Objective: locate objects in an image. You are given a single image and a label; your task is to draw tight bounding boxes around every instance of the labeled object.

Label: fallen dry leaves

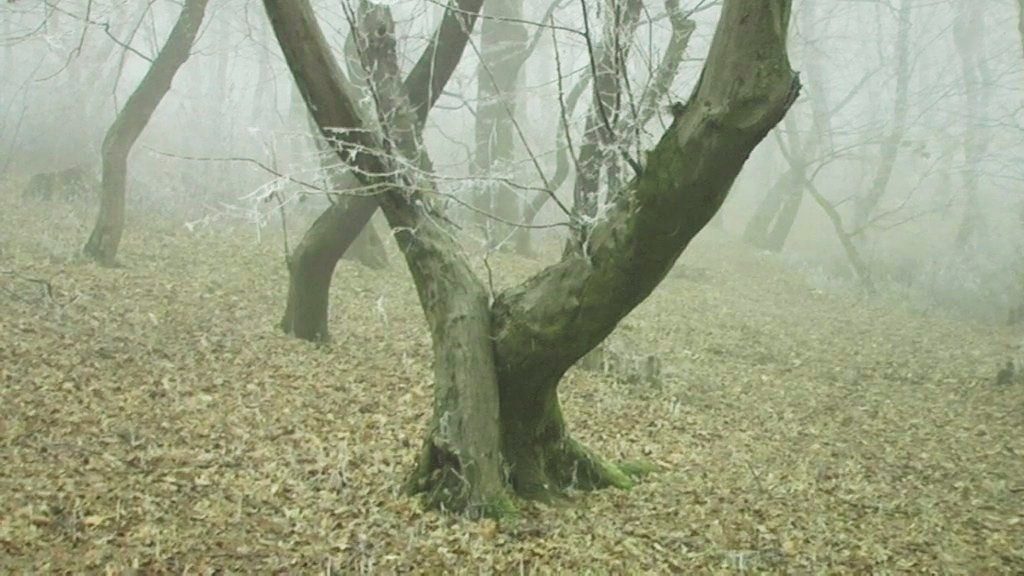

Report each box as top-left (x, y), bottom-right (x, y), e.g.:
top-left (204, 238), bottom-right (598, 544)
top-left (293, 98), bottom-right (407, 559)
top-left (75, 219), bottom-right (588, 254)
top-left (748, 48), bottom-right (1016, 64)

top-left (1, 190), bottom-right (1022, 573)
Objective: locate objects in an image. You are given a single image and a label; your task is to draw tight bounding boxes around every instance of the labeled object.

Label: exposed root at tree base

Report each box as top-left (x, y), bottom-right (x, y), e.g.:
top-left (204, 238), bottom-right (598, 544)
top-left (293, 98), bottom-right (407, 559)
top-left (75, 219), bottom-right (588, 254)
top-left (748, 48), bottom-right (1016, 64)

top-left (404, 439), bottom-right (516, 519)
top-left (520, 437), bottom-right (635, 494)
top-left (406, 436), bottom-right (638, 518)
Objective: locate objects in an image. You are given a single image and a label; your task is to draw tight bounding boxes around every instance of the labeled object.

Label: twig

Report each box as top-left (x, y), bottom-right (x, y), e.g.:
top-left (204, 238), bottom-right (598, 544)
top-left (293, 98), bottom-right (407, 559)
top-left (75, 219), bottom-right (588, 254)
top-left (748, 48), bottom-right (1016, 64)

top-left (0, 269), bottom-right (53, 300)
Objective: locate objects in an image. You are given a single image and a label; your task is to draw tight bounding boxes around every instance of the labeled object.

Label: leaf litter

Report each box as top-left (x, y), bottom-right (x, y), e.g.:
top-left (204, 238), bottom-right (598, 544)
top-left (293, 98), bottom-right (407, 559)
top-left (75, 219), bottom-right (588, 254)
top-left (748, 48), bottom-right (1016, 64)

top-left (0, 192), bottom-right (1022, 573)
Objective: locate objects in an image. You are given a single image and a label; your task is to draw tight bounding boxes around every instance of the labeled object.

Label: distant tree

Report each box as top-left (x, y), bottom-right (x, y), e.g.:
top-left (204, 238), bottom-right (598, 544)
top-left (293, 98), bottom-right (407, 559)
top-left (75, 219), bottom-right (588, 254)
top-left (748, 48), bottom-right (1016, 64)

top-left (519, 0), bottom-right (695, 233)
top-left (851, 0), bottom-right (912, 235)
top-left (743, 0), bottom-right (830, 253)
top-left (84, 0), bottom-right (210, 265)
top-left (951, 0), bottom-right (992, 247)
top-left (1018, 0), bottom-right (1024, 61)
top-left (470, 0), bottom-right (529, 253)
top-left (265, 0), bottom-right (798, 515)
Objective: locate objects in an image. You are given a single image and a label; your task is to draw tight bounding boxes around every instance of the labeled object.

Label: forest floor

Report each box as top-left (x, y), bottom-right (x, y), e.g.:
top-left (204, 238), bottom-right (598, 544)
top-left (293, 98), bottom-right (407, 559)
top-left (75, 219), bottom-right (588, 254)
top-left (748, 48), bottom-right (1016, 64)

top-left (1, 190), bottom-right (1023, 574)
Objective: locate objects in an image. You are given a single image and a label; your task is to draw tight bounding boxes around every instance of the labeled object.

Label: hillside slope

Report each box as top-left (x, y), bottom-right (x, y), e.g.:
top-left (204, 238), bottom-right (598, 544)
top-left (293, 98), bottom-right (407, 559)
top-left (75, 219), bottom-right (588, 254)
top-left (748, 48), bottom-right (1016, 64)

top-left (1, 194), bottom-right (1022, 573)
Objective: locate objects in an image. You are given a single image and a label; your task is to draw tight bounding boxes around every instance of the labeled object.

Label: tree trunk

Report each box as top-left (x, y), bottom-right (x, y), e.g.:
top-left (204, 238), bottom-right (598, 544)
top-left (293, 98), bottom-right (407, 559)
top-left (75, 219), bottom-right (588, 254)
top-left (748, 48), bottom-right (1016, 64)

top-left (519, 0), bottom-right (694, 230)
top-left (471, 0), bottom-right (528, 251)
top-left (277, 0), bottom-right (484, 342)
top-left (491, 1), bottom-right (798, 504)
top-left (303, 106), bottom-right (391, 271)
top-left (83, 0), bottom-right (209, 265)
top-left (1018, 0), bottom-right (1024, 62)
top-left (267, 0), bottom-right (798, 514)
top-left (743, 168), bottom-right (791, 248)
top-left (571, 0), bottom-right (644, 219)
top-left (764, 171), bottom-right (805, 252)
top-left (352, 1), bottom-right (512, 513)
top-left (851, 0), bottom-right (912, 234)
top-left (743, 0), bottom-right (830, 253)
top-left (280, 196), bottom-right (379, 341)
top-left (953, 0), bottom-right (990, 248)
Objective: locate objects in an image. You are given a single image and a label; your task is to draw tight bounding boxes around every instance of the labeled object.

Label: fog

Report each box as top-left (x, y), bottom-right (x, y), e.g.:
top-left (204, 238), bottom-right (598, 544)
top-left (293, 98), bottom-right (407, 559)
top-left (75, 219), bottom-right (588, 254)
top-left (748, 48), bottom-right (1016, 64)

top-left (1, 0), bottom-right (1023, 571)
top-left (4, 1), bottom-right (1023, 319)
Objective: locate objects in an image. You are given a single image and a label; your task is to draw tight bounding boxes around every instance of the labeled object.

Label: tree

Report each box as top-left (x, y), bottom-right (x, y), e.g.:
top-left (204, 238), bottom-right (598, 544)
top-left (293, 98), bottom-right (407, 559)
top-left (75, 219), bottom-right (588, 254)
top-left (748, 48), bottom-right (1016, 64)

top-left (264, 0), bottom-right (798, 515)
top-left (850, 0), bottom-right (912, 235)
top-left (471, 0), bottom-right (530, 253)
top-left (571, 0), bottom-right (644, 219)
top-left (83, 0), bottom-right (210, 265)
top-left (278, 0), bottom-right (485, 342)
top-left (1018, 0), bottom-right (1024, 61)
top-left (519, 0), bottom-right (695, 232)
top-left (951, 0), bottom-right (991, 247)
top-left (743, 0), bottom-right (829, 253)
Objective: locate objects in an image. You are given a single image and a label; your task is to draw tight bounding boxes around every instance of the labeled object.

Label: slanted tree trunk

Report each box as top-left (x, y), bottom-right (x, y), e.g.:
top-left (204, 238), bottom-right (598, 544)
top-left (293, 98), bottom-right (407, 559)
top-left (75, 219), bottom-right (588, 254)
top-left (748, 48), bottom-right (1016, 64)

top-left (267, 0), bottom-right (797, 514)
top-left (83, 0), bottom-right (209, 265)
top-left (302, 110), bottom-right (390, 271)
top-left (279, 197), bottom-right (380, 341)
top-left (277, 0), bottom-right (484, 341)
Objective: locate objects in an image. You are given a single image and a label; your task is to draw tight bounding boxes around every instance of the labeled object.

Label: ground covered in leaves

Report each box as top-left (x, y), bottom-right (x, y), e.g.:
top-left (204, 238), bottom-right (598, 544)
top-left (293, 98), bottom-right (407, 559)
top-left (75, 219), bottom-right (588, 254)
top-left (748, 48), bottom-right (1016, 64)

top-left (1, 190), bottom-right (1022, 574)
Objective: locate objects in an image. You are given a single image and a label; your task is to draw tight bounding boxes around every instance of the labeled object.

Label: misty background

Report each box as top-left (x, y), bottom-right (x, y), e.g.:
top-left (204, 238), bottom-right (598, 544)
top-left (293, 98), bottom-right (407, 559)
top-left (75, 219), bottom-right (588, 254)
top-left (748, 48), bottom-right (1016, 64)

top-left (2, 0), bottom-right (1023, 320)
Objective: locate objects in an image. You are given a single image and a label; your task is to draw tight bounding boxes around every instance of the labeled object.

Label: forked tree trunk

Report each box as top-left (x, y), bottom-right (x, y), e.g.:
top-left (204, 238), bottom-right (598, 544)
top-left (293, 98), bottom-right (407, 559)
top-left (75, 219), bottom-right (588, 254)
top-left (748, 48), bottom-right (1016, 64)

top-left (278, 0), bottom-right (484, 342)
top-left (83, 0), bottom-right (209, 265)
top-left (266, 0), bottom-right (798, 514)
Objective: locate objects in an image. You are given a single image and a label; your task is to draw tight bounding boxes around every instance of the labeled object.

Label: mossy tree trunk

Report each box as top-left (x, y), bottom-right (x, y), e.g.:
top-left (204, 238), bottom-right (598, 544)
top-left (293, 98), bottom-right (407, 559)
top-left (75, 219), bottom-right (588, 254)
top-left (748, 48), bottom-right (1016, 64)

top-left (266, 0), bottom-right (798, 514)
top-left (83, 0), bottom-right (209, 266)
top-left (277, 0), bottom-right (484, 342)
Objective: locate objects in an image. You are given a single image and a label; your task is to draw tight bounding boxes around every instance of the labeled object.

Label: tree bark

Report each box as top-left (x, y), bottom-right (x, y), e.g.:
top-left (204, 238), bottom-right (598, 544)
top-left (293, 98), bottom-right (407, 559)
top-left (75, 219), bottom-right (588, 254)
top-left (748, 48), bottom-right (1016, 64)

top-left (83, 0), bottom-right (210, 265)
top-left (490, 0), bottom-right (798, 495)
top-left (268, 0), bottom-right (798, 514)
top-left (277, 0), bottom-right (484, 341)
